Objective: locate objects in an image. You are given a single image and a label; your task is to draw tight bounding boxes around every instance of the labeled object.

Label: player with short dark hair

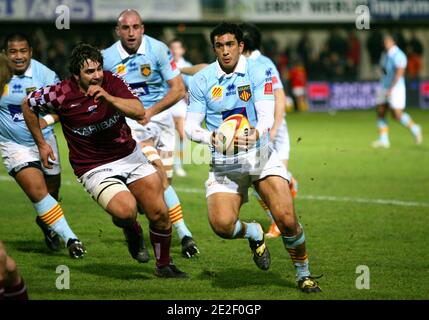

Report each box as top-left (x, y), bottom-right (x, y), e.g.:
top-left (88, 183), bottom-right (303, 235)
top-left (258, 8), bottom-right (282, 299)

top-left (1, 35), bottom-right (85, 258)
top-left (22, 43), bottom-right (187, 278)
top-left (186, 22), bottom-right (321, 293)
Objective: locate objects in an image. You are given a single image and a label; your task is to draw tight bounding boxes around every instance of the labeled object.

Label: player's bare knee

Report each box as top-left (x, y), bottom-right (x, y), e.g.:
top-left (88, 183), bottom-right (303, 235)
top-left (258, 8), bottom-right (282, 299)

top-left (111, 202), bottom-right (137, 221)
top-left (210, 220), bottom-right (235, 239)
top-left (277, 213), bottom-right (298, 233)
top-left (148, 207), bottom-right (170, 229)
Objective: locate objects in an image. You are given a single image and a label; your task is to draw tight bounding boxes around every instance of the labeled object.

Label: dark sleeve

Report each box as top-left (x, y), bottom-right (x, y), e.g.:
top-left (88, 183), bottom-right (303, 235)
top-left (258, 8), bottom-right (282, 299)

top-left (106, 71), bottom-right (140, 100)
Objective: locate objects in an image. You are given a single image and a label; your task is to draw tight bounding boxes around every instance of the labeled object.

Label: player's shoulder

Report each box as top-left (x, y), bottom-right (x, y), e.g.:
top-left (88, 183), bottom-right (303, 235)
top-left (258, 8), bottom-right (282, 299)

top-left (397, 47), bottom-right (407, 60)
top-left (145, 35), bottom-right (169, 52)
top-left (102, 70), bottom-right (117, 82)
top-left (247, 58), bottom-right (269, 78)
top-left (247, 57), bottom-right (265, 69)
top-left (102, 41), bottom-right (118, 56)
top-left (102, 41), bottom-right (121, 68)
top-left (30, 59), bottom-right (56, 76)
top-left (258, 54), bottom-right (277, 69)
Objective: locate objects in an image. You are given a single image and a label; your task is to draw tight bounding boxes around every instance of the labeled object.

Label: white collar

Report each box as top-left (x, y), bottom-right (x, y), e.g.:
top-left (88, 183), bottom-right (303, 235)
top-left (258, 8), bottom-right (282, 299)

top-left (117, 36), bottom-right (146, 60)
top-left (22, 61), bottom-right (32, 77)
top-left (216, 55), bottom-right (247, 79)
top-left (248, 50), bottom-right (261, 60)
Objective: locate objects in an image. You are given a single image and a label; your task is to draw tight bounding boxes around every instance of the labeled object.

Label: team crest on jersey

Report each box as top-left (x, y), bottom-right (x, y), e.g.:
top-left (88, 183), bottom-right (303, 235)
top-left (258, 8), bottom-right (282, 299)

top-left (140, 64), bottom-right (152, 77)
top-left (237, 85), bottom-right (251, 102)
top-left (116, 64), bottom-right (126, 76)
top-left (211, 85), bottom-right (223, 101)
top-left (25, 87), bottom-right (36, 95)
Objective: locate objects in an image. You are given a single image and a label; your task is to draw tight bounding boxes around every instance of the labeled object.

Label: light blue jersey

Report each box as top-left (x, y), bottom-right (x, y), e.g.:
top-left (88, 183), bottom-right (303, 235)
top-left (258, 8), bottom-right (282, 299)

top-left (103, 35), bottom-right (181, 110)
top-left (188, 55), bottom-right (274, 132)
top-left (380, 45), bottom-right (407, 89)
top-left (0, 59), bottom-right (59, 146)
top-left (248, 50), bottom-right (283, 91)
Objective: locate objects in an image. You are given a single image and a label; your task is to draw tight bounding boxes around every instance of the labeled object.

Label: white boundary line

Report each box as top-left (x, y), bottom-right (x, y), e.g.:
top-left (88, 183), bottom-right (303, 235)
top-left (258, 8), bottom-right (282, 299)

top-left (0, 175), bottom-right (427, 208)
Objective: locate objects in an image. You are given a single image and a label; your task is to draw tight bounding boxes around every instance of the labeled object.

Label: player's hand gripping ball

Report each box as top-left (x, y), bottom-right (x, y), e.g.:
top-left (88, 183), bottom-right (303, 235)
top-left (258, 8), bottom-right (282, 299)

top-left (214, 114), bottom-right (251, 155)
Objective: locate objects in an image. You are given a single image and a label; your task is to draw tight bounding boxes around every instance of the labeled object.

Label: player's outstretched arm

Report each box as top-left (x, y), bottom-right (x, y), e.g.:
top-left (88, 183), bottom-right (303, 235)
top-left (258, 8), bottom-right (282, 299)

top-left (22, 98), bottom-right (55, 169)
top-left (180, 64), bottom-right (208, 76)
top-left (143, 75), bottom-right (186, 124)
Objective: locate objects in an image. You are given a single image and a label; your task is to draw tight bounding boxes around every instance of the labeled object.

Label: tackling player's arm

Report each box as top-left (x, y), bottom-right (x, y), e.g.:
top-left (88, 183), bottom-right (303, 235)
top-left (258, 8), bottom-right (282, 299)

top-left (141, 75), bottom-right (185, 124)
top-left (87, 84), bottom-right (145, 122)
top-left (21, 98), bottom-right (56, 169)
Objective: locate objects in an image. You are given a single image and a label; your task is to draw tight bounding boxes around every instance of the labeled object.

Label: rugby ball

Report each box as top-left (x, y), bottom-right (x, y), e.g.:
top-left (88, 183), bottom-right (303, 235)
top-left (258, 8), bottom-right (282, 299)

top-left (215, 114), bottom-right (250, 155)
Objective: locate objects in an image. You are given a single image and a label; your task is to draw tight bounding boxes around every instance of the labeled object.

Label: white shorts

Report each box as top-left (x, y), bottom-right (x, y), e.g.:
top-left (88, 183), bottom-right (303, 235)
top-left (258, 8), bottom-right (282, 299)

top-left (0, 133), bottom-right (61, 176)
top-left (170, 99), bottom-right (187, 119)
top-left (131, 119), bottom-right (175, 153)
top-left (272, 120), bottom-right (290, 161)
top-left (78, 146), bottom-right (157, 198)
top-left (376, 85), bottom-right (406, 110)
top-left (292, 87), bottom-right (305, 97)
top-left (205, 149), bottom-right (289, 203)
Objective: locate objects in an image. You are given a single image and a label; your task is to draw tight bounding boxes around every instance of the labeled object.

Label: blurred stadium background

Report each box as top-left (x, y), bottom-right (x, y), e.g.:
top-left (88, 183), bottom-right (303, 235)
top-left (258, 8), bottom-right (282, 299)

top-left (0, 0), bottom-right (428, 300)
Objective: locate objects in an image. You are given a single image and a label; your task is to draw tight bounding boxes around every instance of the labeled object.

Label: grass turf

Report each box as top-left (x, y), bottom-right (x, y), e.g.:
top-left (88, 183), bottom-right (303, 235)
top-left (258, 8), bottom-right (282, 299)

top-left (0, 109), bottom-right (428, 300)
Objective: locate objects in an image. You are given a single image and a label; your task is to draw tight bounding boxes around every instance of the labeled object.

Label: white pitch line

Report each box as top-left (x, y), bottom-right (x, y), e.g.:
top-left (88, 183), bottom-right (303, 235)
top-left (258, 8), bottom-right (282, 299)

top-left (0, 175), bottom-right (428, 208)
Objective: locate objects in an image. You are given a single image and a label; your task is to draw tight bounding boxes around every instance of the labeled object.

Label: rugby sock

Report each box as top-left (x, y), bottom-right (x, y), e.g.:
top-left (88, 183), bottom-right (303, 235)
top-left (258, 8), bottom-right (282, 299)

top-left (34, 194), bottom-right (77, 245)
top-left (399, 113), bottom-right (420, 136)
top-left (149, 225), bottom-right (172, 268)
top-left (253, 190), bottom-right (274, 222)
top-left (282, 224), bottom-right (311, 281)
top-left (231, 220), bottom-right (263, 241)
top-left (377, 119), bottom-right (389, 144)
top-left (3, 278), bottom-right (28, 300)
top-left (174, 139), bottom-right (185, 170)
top-left (164, 186), bottom-right (192, 239)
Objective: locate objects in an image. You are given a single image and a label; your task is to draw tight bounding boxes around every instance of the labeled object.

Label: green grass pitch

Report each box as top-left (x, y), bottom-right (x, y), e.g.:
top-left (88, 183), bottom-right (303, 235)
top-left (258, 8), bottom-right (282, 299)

top-left (0, 109), bottom-right (428, 300)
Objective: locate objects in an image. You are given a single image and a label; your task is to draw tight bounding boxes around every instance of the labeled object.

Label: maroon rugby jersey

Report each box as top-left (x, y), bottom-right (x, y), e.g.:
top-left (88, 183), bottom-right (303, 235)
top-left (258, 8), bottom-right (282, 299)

top-left (28, 71), bottom-right (138, 177)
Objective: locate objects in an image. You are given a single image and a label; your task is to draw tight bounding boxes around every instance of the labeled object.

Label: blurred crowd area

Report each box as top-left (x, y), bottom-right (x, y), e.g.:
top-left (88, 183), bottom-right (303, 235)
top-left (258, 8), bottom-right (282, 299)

top-left (260, 27), bottom-right (425, 85)
top-left (0, 23), bottom-right (425, 85)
